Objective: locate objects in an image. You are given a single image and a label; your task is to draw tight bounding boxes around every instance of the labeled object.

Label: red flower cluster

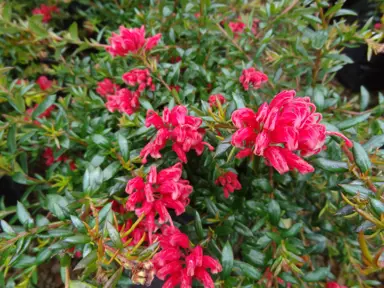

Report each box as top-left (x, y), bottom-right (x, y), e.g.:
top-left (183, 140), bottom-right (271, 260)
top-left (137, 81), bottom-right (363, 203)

top-left (122, 69), bottom-right (155, 92)
top-left (239, 68), bottom-right (268, 90)
top-left (140, 106), bottom-right (214, 163)
top-left (229, 21), bottom-right (246, 34)
top-left (208, 94), bottom-right (226, 107)
top-left (106, 26), bottom-right (161, 57)
top-left (153, 225), bottom-right (222, 288)
top-left (105, 88), bottom-right (140, 115)
top-left (326, 282), bottom-right (348, 288)
top-left (32, 4), bottom-right (59, 23)
top-left (96, 79), bottom-right (120, 97)
top-left (231, 90), bottom-right (352, 174)
top-left (119, 219), bottom-right (149, 246)
top-left (36, 76), bottom-right (53, 91)
top-left (125, 163), bottom-right (193, 242)
top-left (43, 148), bottom-right (76, 170)
top-left (215, 171), bottom-right (242, 198)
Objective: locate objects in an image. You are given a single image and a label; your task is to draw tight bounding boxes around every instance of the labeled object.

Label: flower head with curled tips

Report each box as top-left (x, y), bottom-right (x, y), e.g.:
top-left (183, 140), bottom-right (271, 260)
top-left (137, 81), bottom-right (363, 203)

top-left (96, 79), bottom-right (120, 97)
top-left (36, 76), bottom-right (53, 91)
top-left (122, 69), bottom-right (155, 92)
top-left (105, 88), bottom-right (140, 115)
top-left (215, 171), bottom-right (242, 198)
top-left (231, 90), bottom-right (353, 174)
top-left (106, 25), bottom-right (161, 57)
top-left (153, 225), bottom-right (222, 288)
top-left (125, 163), bottom-right (193, 243)
top-left (32, 4), bottom-right (59, 23)
top-left (229, 21), bottom-right (246, 34)
top-left (140, 105), bottom-right (214, 163)
top-left (239, 68), bottom-right (268, 90)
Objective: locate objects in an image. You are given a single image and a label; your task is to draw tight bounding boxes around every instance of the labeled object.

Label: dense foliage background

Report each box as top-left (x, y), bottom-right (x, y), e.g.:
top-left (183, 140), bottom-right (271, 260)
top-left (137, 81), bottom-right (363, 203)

top-left (0, 0), bottom-right (383, 287)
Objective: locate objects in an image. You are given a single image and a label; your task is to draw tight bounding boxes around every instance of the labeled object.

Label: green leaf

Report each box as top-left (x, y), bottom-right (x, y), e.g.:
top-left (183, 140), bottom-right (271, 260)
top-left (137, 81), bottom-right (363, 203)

top-left (243, 249), bottom-right (265, 266)
top-left (205, 198), bottom-right (219, 216)
top-left (311, 30), bottom-right (328, 50)
top-left (92, 134), bottom-right (109, 146)
top-left (352, 141), bottom-right (371, 173)
top-left (46, 194), bottom-right (69, 219)
top-left (339, 184), bottom-right (375, 199)
top-left (252, 178), bottom-right (272, 193)
top-left (282, 223), bottom-right (303, 238)
top-left (313, 158), bottom-right (348, 173)
top-left (70, 215), bottom-right (86, 232)
top-left (69, 22), bottom-right (79, 40)
top-left (69, 281), bottom-right (97, 288)
top-left (138, 242), bottom-right (159, 261)
top-left (360, 86), bottom-right (370, 111)
top-left (370, 199), bottom-right (384, 216)
top-left (221, 241), bottom-right (233, 279)
top-left (194, 211), bottom-right (204, 239)
top-left (0, 220), bottom-right (16, 236)
top-left (335, 9), bottom-right (357, 17)
top-left (36, 249), bottom-right (52, 264)
top-left (232, 92), bottom-right (245, 109)
top-left (336, 113), bottom-right (371, 130)
top-left (106, 222), bottom-right (123, 249)
top-left (8, 93), bottom-right (25, 113)
top-left (103, 161), bottom-right (121, 181)
top-left (7, 124), bottom-right (16, 153)
top-left (303, 267), bottom-right (330, 282)
top-left (233, 260), bottom-right (261, 280)
top-left (17, 201), bottom-right (34, 228)
top-left (214, 136), bottom-right (232, 157)
top-left (117, 134), bottom-right (130, 161)
top-left (363, 135), bottom-right (384, 153)
top-left (29, 15), bottom-right (48, 38)
top-left (32, 95), bottom-right (56, 118)
top-left (74, 251), bottom-right (97, 270)
top-left (64, 235), bottom-right (91, 244)
top-left (268, 200), bottom-right (280, 226)
top-left (234, 222), bottom-right (253, 237)
top-left (104, 267), bottom-right (123, 288)
top-left (163, 6), bottom-right (173, 17)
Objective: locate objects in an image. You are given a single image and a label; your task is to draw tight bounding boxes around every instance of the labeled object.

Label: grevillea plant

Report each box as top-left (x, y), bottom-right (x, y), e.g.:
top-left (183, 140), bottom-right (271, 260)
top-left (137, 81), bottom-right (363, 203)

top-left (0, 1), bottom-right (383, 287)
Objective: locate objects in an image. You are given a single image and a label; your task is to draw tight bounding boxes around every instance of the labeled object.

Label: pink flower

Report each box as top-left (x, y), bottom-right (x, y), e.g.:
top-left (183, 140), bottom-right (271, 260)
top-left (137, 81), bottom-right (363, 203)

top-left (208, 94), bottom-right (226, 107)
top-left (106, 25), bottom-right (161, 57)
top-left (32, 4), bottom-right (59, 23)
top-left (239, 68), bottom-right (268, 90)
top-left (96, 79), bottom-right (120, 97)
top-left (122, 69), bottom-right (155, 92)
top-left (229, 21), bottom-right (246, 34)
top-left (326, 282), bottom-right (348, 288)
top-left (105, 88), bottom-right (140, 115)
top-left (125, 163), bottom-right (193, 242)
top-left (231, 90), bottom-right (353, 174)
top-left (140, 106), bottom-right (214, 163)
top-left (215, 171), bottom-right (242, 198)
top-left (36, 76), bottom-right (53, 91)
top-left (111, 200), bottom-right (125, 214)
top-left (374, 23), bottom-right (382, 30)
top-left (153, 225), bottom-right (222, 288)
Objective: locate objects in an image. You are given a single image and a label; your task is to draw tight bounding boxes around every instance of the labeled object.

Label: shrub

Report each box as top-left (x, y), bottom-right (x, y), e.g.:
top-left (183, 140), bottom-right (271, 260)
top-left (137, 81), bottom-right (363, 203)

top-left (0, 1), bottom-right (383, 287)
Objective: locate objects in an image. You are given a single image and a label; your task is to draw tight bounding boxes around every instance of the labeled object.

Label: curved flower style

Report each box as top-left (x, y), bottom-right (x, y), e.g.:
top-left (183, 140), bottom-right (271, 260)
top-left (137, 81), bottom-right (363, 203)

top-left (105, 88), bottom-right (140, 115)
top-left (122, 69), bottom-right (155, 92)
top-left (125, 163), bottom-right (193, 242)
top-left (140, 105), bottom-right (214, 163)
top-left (215, 171), bottom-right (242, 198)
top-left (32, 4), bottom-right (59, 23)
top-left (231, 90), bottom-right (353, 174)
top-left (239, 68), bottom-right (268, 90)
top-left (208, 94), bottom-right (226, 107)
top-left (96, 79), bottom-right (120, 97)
top-left (36, 76), bottom-right (53, 91)
top-left (106, 25), bottom-right (161, 57)
top-left (153, 225), bottom-right (222, 288)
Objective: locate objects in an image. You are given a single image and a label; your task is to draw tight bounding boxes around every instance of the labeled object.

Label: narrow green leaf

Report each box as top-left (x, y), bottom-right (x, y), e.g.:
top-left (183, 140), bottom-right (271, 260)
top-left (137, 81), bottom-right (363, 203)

top-left (268, 200), bottom-right (280, 226)
top-left (70, 215), bottom-right (86, 232)
top-left (103, 161), bottom-right (121, 181)
top-left (69, 22), bottom-right (79, 40)
top-left (194, 211), bottom-right (204, 239)
top-left (363, 135), bottom-right (384, 153)
top-left (106, 222), bottom-right (123, 249)
top-left (313, 158), bottom-right (348, 173)
top-left (117, 134), bottom-right (130, 161)
top-left (360, 86), bottom-right (370, 111)
top-left (339, 184), bottom-right (375, 199)
top-left (0, 220), bottom-right (16, 236)
top-left (92, 134), bottom-right (109, 146)
top-left (64, 235), bottom-right (91, 244)
top-left (36, 249), bottom-right (52, 264)
top-left (370, 199), bottom-right (384, 216)
top-left (282, 223), bottom-right (303, 238)
top-left (69, 281), bottom-right (97, 288)
top-left (234, 222), bottom-right (253, 237)
top-left (233, 260), bottom-right (261, 280)
top-left (221, 241), bottom-right (233, 278)
top-left (7, 124), bottom-right (16, 153)
top-left (104, 267), bottom-right (123, 288)
top-left (17, 201), bottom-right (34, 228)
top-left (74, 251), bottom-right (97, 270)
top-left (336, 113), bottom-right (371, 130)
top-left (352, 141), bottom-right (371, 173)
top-left (303, 267), bottom-right (330, 282)
top-left (32, 94), bottom-right (56, 118)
